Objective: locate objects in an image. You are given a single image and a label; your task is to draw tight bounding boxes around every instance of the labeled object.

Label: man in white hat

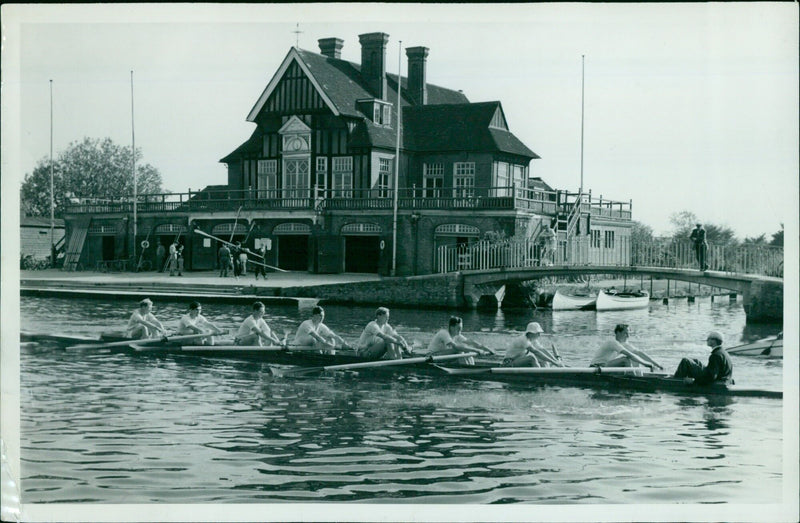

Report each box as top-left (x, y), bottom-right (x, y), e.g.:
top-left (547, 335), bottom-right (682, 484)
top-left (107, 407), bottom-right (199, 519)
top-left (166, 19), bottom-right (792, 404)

top-left (126, 298), bottom-right (166, 339)
top-left (503, 322), bottom-right (564, 367)
top-left (673, 331), bottom-right (733, 384)
top-left (590, 324), bottom-right (664, 371)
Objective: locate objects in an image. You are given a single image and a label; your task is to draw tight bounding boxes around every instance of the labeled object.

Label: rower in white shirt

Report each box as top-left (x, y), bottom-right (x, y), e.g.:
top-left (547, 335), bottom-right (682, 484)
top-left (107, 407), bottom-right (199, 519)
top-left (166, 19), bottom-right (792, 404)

top-left (356, 307), bottom-right (412, 360)
top-left (177, 301), bottom-right (224, 345)
top-left (427, 316), bottom-right (495, 365)
top-left (590, 324), bottom-right (664, 371)
top-left (235, 301), bottom-right (284, 346)
top-left (293, 306), bottom-right (351, 354)
top-left (503, 322), bottom-right (564, 367)
top-left (126, 298), bottom-right (166, 339)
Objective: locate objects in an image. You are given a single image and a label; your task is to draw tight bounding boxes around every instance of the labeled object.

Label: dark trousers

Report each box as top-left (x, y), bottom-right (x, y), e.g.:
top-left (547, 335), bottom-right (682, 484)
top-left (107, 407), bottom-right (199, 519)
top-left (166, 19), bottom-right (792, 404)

top-left (694, 243), bottom-right (707, 270)
top-left (674, 358), bottom-right (704, 379)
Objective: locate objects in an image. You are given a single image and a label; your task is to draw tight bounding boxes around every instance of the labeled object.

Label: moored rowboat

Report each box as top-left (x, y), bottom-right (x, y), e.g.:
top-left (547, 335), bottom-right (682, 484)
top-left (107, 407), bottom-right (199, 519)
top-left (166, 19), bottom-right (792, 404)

top-left (551, 289), bottom-right (597, 311)
top-left (595, 289), bottom-right (649, 311)
top-left (727, 333), bottom-right (782, 358)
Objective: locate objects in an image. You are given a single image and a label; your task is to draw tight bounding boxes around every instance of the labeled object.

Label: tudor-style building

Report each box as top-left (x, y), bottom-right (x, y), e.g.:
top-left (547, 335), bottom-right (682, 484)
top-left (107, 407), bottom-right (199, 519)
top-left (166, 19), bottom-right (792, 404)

top-left (61, 32), bottom-right (633, 275)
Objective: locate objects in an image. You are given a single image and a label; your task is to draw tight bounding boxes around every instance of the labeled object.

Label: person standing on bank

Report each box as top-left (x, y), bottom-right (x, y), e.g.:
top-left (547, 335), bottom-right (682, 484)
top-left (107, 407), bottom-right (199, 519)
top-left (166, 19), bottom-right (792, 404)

top-left (232, 241), bottom-right (242, 280)
top-left (235, 301), bottom-right (284, 346)
top-left (156, 243), bottom-right (166, 273)
top-left (689, 223), bottom-right (708, 271)
top-left (427, 316), bottom-right (496, 365)
top-left (590, 324), bottom-right (664, 371)
top-left (176, 243), bottom-right (184, 276)
top-left (253, 244), bottom-right (268, 281)
top-left (503, 322), bottom-right (564, 367)
top-left (126, 298), bottom-right (166, 339)
top-left (673, 331), bottom-right (734, 385)
top-left (167, 240), bottom-right (179, 276)
top-left (356, 307), bottom-right (412, 360)
top-left (177, 301), bottom-right (224, 345)
top-left (218, 243), bottom-right (232, 278)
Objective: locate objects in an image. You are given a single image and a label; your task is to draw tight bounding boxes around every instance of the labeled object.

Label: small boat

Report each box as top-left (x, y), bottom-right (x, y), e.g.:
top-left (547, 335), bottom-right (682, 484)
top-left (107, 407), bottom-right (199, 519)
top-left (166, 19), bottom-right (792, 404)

top-left (552, 289), bottom-right (597, 311)
top-left (728, 333), bottom-right (782, 358)
top-left (595, 289), bottom-right (649, 311)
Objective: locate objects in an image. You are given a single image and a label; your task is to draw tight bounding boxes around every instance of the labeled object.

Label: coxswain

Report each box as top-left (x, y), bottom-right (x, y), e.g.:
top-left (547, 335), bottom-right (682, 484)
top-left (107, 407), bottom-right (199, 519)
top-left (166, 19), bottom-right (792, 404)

top-left (673, 331), bottom-right (734, 385)
top-left (126, 298), bottom-right (166, 339)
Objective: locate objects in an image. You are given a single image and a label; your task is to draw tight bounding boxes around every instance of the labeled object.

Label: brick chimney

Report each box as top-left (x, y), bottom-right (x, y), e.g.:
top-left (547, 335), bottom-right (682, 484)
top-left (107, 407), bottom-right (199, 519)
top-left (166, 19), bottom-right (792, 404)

top-left (318, 37), bottom-right (343, 59)
top-left (406, 46), bottom-right (429, 105)
top-left (358, 32), bottom-right (389, 100)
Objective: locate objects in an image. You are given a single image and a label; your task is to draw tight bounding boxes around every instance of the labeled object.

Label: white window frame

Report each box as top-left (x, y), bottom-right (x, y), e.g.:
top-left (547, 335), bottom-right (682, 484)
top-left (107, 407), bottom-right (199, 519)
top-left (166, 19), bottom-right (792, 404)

top-left (454, 162), bottom-right (475, 198)
top-left (494, 161), bottom-right (510, 197)
top-left (315, 157), bottom-right (328, 198)
top-left (377, 157), bottom-right (392, 198)
top-left (283, 157), bottom-right (310, 200)
top-left (332, 156), bottom-right (353, 198)
top-left (423, 163), bottom-right (444, 198)
top-left (257, 160), bottom-right (278, 198)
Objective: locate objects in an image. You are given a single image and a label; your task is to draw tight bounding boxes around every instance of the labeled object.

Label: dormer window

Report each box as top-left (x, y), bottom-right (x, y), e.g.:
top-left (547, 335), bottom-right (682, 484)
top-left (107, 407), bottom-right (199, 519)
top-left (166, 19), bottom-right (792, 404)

top-left (357, 98), bottom-right (393, 127)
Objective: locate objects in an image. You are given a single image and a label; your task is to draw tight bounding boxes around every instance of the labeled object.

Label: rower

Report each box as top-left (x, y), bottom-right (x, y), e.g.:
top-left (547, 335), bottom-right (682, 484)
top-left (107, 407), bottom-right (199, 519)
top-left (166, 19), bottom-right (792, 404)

top-left (356, 307), bottom-right (412, 360)
top-left (293, 305), bottom-right (351, 354)
top-left (427, 316), bottom-right (495, 365)
top-left (673, 331), bottom-right (734, 385)
top-left (177, 301), bottom-right (224, 345)
top-left (235, 301), bottom-right (283, 346)
top-left (126, 298), bottom-right (166, 339)
top-left (504, 322), bottom-right (564, 367)
top-left (590, 324), bottom-right (664, 371)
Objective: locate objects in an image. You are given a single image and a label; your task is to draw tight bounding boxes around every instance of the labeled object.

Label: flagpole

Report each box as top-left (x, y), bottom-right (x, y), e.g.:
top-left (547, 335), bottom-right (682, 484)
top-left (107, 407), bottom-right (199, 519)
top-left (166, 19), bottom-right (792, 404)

top-left (580, 54), bottom-right (585, 195)
top-left (391, 41), bottom-right (402, 276)
top-left (131, 70), bottom-right (137, 265)
top-left (50, 79), bottom-right (55, 267)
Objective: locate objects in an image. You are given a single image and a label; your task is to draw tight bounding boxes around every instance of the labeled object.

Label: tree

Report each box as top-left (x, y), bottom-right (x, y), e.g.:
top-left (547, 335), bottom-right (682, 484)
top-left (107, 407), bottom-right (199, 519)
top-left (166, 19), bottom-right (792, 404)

top-left (770, 224), bottom-right (784, 247)
top-left (20, 137), bottom-right (164, 218)
top-left (743, 234), bottom-right (767, 245)
top-left (668, 210), bottom-right (737, 245)
top-left (631, 220), bottom-right (654, 244)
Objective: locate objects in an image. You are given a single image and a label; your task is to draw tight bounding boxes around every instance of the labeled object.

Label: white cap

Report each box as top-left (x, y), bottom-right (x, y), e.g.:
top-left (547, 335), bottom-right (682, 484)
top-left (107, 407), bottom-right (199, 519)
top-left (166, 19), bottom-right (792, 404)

top-left (525, 322), bottom-right (544, 335)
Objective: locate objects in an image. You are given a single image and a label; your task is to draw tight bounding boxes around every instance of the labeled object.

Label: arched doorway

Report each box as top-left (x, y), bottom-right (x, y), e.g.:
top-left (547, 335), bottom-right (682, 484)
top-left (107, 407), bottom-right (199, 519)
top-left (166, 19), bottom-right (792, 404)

top-left (341, 222), bottom-right (381, 273)
top-left (273, 222), bottom-right (311, 271)
top-left (434, 223), bottom-right (480, 270)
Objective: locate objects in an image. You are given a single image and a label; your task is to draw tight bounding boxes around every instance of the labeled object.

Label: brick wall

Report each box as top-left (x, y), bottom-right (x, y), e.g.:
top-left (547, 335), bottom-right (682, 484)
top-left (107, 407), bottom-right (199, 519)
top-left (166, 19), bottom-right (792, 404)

top-left (21, 226), bottom-right (64, 259)
top-left (283, 272), bottom-right (465, 308)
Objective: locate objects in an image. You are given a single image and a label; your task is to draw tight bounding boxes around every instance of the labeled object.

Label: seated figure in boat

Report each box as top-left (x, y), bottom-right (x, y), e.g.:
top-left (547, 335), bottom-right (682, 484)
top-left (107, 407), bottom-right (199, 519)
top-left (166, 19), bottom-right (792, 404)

top-left (503, 322), bottom-right (564, 367)
top-left (590, 324), bottom-right (664, 371)
top-left (293, 306), bottom-right (351, 354)
top-left (673, 331), bottom-right (734, 385)
top-left (177, 301), bottom-right (225, 345)
top-left (126, 298), bottom-right (166, 339)
top-left (235, 301), bottom-right (283, 347)
top-left (427, 316), bottom-right (496, 366)
top-left (356, 307), bottom-right (412, 360)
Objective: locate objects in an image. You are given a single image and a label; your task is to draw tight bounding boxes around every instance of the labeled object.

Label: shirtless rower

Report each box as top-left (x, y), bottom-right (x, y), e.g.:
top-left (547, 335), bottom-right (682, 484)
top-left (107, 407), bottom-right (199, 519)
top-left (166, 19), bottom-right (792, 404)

top-left (126, 298), bottom-right (166, 340)
top-left (590, 324), bottom-right (664, 371)
top-left (293, 305), bottom-right (351, 354)
top-left (503, 322), bottom-right (564, 367)
top-left (428, 316), bottom-right (495, 365)
top-left (356, 307), bottom-right (412, 360)
top-left (177, 301), bottom-right (225, 345)
top-left (235, 301), bottom-right (283, 346)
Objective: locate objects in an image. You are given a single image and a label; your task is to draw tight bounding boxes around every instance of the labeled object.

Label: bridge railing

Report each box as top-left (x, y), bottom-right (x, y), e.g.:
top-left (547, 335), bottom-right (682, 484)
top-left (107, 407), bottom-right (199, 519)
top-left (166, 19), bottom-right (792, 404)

top-left (436, 237), bottom-right (783, 278)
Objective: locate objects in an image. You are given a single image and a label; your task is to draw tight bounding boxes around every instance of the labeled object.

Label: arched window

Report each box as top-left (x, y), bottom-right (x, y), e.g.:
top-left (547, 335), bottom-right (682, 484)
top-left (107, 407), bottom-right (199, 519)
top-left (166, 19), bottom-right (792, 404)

top-left (341, 223), bottom-right (382, 235)
top-left (434, 224), bottom-right (480, 237)
top-left (212, 223), bottom-right (248, 235)
top-left (272, 222), bottom-right (311, 235)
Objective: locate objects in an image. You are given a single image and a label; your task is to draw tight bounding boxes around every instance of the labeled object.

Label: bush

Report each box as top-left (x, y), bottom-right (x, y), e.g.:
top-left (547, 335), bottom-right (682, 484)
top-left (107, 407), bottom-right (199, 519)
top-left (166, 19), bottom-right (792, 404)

top-left (20, 254), bottom-right (51, 270)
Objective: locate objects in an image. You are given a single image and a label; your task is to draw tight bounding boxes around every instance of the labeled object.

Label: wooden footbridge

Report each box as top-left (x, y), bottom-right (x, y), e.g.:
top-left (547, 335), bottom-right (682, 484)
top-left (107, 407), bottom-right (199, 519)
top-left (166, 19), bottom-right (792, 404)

top-left (436, 237), bottom-right (784, 323)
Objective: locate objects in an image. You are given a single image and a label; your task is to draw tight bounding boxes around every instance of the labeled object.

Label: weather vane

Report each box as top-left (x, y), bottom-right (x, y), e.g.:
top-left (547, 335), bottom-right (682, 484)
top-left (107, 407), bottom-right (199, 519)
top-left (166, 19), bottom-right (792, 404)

top-left (292, 23), bottom-right (303, 48)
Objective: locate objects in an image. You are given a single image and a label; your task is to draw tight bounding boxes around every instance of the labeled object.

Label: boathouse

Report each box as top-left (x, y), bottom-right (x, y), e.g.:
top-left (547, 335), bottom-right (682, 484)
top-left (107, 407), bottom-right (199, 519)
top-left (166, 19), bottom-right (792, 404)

top-left (61, 32), bottom-right (633, 275)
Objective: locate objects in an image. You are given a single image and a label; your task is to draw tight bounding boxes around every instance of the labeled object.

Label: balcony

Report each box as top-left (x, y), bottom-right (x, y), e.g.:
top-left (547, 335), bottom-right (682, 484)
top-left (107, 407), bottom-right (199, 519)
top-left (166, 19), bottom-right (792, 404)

top-left (61, 186), bottom-right (632, 218)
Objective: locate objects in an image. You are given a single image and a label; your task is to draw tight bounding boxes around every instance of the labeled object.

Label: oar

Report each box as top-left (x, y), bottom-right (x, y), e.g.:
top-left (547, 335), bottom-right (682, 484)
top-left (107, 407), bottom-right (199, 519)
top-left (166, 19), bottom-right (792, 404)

top-left (275, 352), bottom-right (479, 377)
top-left (66, 332), bottom-right (210, 351)
top-left (194, 228), bottom-right (287, 272)
top-left (434, 365), bottom-right (665, 376)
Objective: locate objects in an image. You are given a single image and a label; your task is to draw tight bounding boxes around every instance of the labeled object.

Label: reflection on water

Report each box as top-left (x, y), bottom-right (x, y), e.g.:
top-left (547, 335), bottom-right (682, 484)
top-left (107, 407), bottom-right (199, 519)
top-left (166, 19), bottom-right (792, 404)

top-left (18, 296), bottom-right (783, 504)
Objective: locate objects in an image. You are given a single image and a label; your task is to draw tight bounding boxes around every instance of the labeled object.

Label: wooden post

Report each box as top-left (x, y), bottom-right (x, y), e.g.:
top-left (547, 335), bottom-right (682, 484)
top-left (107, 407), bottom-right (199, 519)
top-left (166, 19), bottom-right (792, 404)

top-left (663, 279), bottom-right (670, 304)
top-left (649, 275), bottom-right (653, 296)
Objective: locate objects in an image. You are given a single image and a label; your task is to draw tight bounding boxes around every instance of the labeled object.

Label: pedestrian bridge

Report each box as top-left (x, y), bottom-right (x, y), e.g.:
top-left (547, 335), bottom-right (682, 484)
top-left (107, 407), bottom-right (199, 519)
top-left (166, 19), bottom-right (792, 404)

top-left (436, 238), bottom-right (783, 323)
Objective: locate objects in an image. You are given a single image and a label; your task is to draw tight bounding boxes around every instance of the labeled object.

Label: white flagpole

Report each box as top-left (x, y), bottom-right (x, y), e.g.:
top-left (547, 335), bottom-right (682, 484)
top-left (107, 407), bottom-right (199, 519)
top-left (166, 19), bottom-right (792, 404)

top-left (580, 55), bottom-right (585, 195)
top-left (131, 70), bottom-right (137, 264)
top-left (391, 41), bottom-right (402, 276)
top-left (50, 79), bottom-right (55, 267)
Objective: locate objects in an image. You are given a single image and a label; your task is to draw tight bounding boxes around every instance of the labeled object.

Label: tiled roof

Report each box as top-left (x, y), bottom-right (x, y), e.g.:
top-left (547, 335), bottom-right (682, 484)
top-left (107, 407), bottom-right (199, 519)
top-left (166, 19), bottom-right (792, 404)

top-left (21, 216), bottom-right (65, 228)
top-left (220, 129), bottom-right (262, 163)
top-left (403, 102), bottom-right (539, 158)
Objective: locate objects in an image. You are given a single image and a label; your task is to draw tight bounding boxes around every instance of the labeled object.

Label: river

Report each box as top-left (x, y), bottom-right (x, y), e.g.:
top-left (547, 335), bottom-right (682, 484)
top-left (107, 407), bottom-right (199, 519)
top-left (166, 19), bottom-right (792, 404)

top-left (18, 295), bottom-right (784, 509)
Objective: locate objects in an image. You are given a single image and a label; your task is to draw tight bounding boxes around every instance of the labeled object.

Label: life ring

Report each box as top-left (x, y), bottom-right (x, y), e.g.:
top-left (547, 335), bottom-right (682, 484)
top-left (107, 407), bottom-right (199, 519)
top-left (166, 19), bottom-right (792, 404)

top-left (141, 240), bottom-right (150, 249)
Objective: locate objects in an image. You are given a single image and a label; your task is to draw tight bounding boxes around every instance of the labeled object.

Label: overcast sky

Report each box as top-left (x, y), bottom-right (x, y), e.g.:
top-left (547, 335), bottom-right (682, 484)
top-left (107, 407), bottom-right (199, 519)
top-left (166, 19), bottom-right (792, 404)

top-left (3, 3), bottom-right (798, 238)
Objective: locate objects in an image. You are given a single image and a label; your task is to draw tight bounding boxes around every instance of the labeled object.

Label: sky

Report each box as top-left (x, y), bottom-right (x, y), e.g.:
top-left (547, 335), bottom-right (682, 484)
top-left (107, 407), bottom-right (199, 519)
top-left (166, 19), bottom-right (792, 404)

top-left (3, 3), bottom-right (798, 239)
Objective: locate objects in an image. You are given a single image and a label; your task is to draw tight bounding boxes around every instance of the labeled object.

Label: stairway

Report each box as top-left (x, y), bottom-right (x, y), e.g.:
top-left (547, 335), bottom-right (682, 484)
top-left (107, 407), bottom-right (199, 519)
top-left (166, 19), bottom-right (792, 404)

top-left (62, 216), bottom-right (91, 271)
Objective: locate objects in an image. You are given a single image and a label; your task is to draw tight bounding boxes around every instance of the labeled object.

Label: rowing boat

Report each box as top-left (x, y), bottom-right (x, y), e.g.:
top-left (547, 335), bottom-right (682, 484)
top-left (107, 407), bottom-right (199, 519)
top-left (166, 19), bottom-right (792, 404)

top-left (595, 289), bottom-right (649, 311)
top-left (434, 365), bottom-right (782, 399)
top-left (728, 333), bottom-right (783, 358)
top-left (551, 289), bottom-right (597, 311)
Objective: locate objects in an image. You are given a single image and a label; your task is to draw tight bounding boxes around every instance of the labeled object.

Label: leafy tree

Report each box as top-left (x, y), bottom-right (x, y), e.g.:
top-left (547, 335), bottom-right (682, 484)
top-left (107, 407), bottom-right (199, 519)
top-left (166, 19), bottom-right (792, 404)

top-left (743, 234), bottom-right (767, 245)
top-left (770, 224), bottom-right (784, 247)
top-left (20, 137), bottom-right (164, 218)
top-left (631, 220), bottom-right (654, 244)
top-left (668, 210), bottom-right (737, 245)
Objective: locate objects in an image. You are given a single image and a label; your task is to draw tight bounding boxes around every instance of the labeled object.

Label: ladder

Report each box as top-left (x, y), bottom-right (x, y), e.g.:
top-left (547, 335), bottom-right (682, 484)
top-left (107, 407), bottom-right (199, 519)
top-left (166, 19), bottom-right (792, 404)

top-left (62, 216), bottom-right (91, 271)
